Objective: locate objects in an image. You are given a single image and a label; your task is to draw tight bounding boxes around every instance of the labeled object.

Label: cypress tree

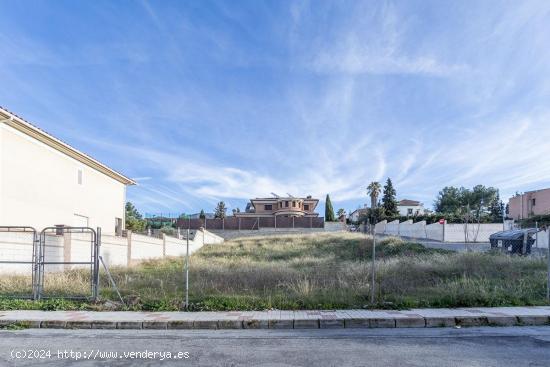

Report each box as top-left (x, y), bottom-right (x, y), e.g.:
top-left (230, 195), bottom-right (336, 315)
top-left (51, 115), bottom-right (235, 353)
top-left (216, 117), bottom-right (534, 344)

top-left (382, 178), bottom-right (398, 217)
top-left (325, 194), bottom-right (335, 222)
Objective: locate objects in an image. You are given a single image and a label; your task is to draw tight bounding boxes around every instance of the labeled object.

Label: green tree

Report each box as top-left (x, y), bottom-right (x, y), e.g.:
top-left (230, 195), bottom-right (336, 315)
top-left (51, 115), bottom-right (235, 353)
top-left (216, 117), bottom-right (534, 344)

top-left (125, 202), bottom-right (147, 231)
top-left (337, 208), bottom-right (345, 218)
top-left (214, 202), bottom-right (227, 219)
top-left (199, 209), bottom-right (206, 220)
top-left (381, 178), bottom-right (398, 217)
top-left (367, 181), bottom-right (382, 209)
top-left (434, 186), bottom-right (463, 214)
top-left (325, 194), bottom-right (335, 221)
top-left (435, 185), bottom-right (499, 221)
top-left (160, 225), bottom-right (176, 236)
top-left (461, 185), bottom-right (498, 220)
top-left (360, 207), bottom-right (385, 225)
top-left (488, 192), bottom-right (504, 221)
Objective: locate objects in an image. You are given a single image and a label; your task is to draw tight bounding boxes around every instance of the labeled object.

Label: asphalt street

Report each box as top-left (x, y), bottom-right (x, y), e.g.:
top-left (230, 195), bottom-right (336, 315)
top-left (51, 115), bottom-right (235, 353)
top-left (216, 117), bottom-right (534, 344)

top-left (1, 326), bottom-right (550, 366)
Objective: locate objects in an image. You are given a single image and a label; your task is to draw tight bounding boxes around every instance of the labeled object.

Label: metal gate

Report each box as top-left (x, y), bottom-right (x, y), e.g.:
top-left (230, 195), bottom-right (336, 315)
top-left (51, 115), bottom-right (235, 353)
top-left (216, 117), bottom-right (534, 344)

top-left (37, 226), bottom-right (101, 301)
top-left (0, 226), bottom-right (39, 299)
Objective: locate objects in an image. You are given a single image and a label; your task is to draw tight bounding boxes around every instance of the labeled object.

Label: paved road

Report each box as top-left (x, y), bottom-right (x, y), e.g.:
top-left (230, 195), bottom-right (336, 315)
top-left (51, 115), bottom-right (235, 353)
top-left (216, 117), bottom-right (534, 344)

top-left (375, 233), bottom-right (491, 252)
top-left (1, 327), bottom-right (550, 366)
top-left (417, 239), bottom-right (491, 252)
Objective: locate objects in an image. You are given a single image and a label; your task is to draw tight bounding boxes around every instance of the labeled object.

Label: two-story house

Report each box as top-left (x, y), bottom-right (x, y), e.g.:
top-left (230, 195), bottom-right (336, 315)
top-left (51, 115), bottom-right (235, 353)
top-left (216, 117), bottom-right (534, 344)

top-left (235, 195), bottom-right (319, 218)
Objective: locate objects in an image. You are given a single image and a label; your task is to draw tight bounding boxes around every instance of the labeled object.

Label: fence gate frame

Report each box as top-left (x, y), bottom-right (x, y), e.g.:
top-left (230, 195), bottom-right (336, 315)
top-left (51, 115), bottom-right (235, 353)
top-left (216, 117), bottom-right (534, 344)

top-left (0, 226), bottom-right (39, 299)
top-left (37, 226), bottom-right (101, 301)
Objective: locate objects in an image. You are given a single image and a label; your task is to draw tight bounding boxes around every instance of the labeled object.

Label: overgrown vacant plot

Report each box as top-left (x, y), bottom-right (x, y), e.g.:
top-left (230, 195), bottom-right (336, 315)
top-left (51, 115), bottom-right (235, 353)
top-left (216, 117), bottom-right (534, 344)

top-left (0, 233), bottom-right (548, 311)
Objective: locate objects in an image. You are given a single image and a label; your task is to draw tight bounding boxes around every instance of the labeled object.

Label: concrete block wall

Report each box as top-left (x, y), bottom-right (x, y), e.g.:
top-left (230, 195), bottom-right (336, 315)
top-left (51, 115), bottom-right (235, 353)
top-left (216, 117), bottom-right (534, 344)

top-left (101, 234), bottom-right (129, 267)
top-left (384, 220), bottom-right (400, 236)
top-left (0, 228), bottom-right (224, 274)
top-left (42, 234), bottom-right (64, 272)
top-left (535, 230), bottom-right (550, 249)
top-left (425, 222), bottom-right (444, 241)
top-left (324, 221), bottom-right (346, 232)
top-left (444, 223), bottom-right (504, 243)
top-left (399, 220), bottom-right (426, 238)
top-left (130, 233), bottom-right (164, 262)
top-left (374, 220), bottom-right (387, 234)
top-left (375, 220), bottom-right (505, 243)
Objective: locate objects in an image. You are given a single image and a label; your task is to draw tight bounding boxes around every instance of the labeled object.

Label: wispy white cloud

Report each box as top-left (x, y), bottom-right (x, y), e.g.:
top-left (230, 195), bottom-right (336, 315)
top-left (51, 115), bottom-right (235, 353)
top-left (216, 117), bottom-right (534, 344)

top-left (297, 1), bottom-right (468, 77)
top-left (2, 0), bottom-right (550, 215)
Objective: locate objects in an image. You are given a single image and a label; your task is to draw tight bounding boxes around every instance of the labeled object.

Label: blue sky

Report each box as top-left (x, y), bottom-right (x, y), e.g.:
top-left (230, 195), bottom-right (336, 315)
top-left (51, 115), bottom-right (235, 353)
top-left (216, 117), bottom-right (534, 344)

top-left (1, 0), bottom-right (550, 215)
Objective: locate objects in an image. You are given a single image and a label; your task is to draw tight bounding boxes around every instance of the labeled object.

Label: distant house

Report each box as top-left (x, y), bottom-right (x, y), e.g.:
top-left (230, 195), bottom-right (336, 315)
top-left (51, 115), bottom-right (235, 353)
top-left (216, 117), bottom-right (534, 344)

top-left (0, 106), bottom-right (135, 234)
top-left (508, 188), bottom-right (550, 220)
top-left (348, 208), bottom-right (369, 223)
top-left (397, 199), bottom-right (425, 217)
top-left (234, 195), bottom-right (319, 218)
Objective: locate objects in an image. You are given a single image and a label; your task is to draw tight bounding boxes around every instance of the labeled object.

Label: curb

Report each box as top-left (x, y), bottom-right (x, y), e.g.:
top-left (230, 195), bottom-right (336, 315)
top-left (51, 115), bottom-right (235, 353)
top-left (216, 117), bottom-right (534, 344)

top-left (2, 315), bottom-right (550, 330)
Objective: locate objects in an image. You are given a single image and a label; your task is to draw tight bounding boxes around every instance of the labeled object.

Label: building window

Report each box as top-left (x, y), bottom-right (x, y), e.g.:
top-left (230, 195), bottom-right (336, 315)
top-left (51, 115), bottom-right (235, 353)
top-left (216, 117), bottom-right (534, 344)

top-left (407, 208), bottom-right (413, 215)
top-left (77, 169), bottom-right (83, 185)
top-left (532, 198), bottom-right (536, 206)
top-left (264, 204), bottom-right (273, 211)
top-left (304, 204), bottom-right (309, 211)
top-left (292, 201), bottom-right (296, 208)
top-left (285, 201), bottom-right (289, 207)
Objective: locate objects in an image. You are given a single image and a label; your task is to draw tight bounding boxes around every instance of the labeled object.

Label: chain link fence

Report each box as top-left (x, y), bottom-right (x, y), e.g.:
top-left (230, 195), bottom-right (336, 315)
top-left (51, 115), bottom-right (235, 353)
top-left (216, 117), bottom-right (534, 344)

top-left (2, 225), bottom-right (550, 311)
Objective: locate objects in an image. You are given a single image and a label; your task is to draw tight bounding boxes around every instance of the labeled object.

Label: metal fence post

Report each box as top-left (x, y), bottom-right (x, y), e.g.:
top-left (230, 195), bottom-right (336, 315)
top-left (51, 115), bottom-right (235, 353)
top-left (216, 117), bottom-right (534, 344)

top-left (371, 228), bottom-right (376, 304)
top-left (33, 229), bottom-right (40, 300)
top-left (93, 227), bottom-right (101, 302)
top-left (547, 229), bottom-right (550, 302)
top-left (185, 229), bottom-right (190, 310)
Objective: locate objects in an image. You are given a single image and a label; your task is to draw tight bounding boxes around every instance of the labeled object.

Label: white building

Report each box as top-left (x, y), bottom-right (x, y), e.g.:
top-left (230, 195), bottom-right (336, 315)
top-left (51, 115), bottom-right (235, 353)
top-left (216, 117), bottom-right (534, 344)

top-left (348, 207), bottom-right (369, 223)
top-left (397, 199), bottom-right (425, 217)
top-left (0, 107), bottom-right (135, 234)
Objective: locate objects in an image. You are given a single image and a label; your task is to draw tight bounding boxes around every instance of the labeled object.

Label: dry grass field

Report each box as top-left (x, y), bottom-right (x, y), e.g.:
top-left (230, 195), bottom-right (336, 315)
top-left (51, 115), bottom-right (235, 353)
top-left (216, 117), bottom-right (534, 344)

top-left (0, 232), bottom-right (547, 311)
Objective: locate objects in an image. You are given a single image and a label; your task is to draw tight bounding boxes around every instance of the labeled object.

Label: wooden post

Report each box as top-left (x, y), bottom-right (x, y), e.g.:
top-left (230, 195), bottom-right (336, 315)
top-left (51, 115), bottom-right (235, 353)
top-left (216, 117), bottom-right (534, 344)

top-left (162, 233), bottom-right (166, 258)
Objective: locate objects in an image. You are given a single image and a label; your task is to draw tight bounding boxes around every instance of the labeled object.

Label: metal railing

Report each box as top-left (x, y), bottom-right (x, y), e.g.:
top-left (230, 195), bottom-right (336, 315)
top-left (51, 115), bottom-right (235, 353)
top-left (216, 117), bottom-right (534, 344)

top-left (0, 226), bottom-right (39, 299)
top-left (37, 226), bottom-right (100, 301)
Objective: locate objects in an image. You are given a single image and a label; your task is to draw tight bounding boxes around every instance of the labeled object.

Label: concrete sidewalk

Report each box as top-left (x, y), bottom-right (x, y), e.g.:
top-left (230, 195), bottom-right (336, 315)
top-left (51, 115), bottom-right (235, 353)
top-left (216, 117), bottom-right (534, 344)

top-left (2, 306), bottom-right (550, 330)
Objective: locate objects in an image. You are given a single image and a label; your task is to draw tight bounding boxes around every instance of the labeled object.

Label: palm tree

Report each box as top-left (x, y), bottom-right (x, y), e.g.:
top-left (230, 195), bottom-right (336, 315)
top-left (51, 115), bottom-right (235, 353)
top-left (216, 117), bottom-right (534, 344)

top-left (367, 181), bottom-right (382, 209)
